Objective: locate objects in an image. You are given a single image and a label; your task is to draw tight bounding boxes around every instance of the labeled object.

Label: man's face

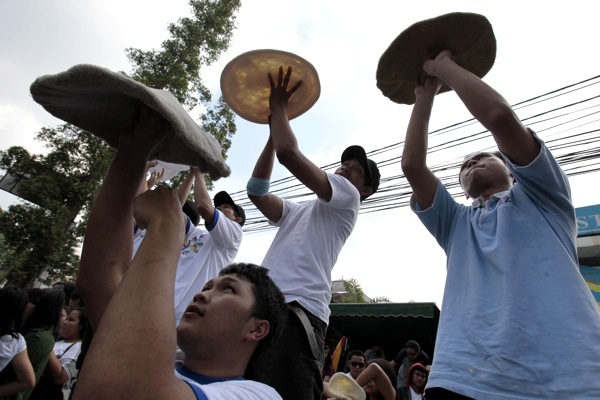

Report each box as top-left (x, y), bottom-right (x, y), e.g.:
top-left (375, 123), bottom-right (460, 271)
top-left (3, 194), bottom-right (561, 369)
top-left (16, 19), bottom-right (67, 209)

top-left (459, 152), bottom-right (512, 198)
top-left (335, 159), bottom-right (371, 198)
top-left (176, 274), bottom-right (261, 355)
top-left (217, 204), bottom-right (238, 223)
top-left (347, 355), bottom-right (366, 379)
top-left (411, 369), bottom-right (428, 390)
top-left (406, 347), bottom-right (419, 360)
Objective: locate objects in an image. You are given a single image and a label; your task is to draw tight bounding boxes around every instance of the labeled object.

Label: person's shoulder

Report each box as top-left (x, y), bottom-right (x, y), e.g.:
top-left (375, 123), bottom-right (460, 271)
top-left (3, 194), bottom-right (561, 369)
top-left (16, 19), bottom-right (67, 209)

top-left (198, 379), bottom-right (282, 400)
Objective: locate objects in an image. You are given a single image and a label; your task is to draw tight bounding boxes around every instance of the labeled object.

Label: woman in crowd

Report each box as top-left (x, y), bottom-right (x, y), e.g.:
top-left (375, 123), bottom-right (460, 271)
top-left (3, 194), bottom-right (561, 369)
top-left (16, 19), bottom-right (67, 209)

top-left (0, 287), bottom-right (35, 397)
top-left (29, 308), bottom-right (87, 400)
top-left (325, 357), bottom-right (397, 400)
top-left (360, 358), bottom-right (397, 400)
top-left (12, 289), bottom-right (64, 400)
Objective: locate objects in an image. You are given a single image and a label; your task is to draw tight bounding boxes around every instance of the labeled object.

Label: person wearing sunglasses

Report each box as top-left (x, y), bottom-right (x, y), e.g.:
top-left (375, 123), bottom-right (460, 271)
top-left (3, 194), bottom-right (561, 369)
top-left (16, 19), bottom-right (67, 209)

top-left (345, 350), bottom-right (366, 380)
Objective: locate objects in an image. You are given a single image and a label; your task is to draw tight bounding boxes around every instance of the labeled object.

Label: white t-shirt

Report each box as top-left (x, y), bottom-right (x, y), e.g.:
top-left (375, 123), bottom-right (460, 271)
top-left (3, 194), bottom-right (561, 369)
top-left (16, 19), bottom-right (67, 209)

top-left (261, 173), bottom-right (360, 323)
top-left (54, 340), bottom-right (82, 400)
top-left (0, 333), bottom-right (26, 371)
top-left (134, 209), bottom-right (242, 324)
top-left (175, 364), bottom-right (282, 400)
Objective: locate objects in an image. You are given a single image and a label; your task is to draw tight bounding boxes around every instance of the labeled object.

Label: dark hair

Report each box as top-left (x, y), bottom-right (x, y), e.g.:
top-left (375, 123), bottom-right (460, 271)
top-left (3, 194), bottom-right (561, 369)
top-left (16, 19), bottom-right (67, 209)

top-left (348, 349), bottom-right (366, 361)
top-left (367, 358), bottom-right (397, 400)
top-left (68, 307), bottom-right (89, 340)
top-left (182, 200), bottom-right (200, 226)
top-left (406, 340), bottom-right (421, 353)
top-left (20, 288), bottom-right (65, 333)
top-left (219, 263), bottom-right (286, 359)
top-left (0, 287), bottom-right (28, 338)
top-left (69, 289), bottom-right (85, 308)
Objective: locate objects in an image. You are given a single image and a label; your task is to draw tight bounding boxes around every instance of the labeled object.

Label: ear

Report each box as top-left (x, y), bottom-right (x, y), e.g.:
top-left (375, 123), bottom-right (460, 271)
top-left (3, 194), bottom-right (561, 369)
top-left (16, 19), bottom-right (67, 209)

top-left (360, 185), bottom-right (373, 198)
top-left (235, 216), bottom-right (243, 225)
top-left (244, 319), bottom-right (270, 343)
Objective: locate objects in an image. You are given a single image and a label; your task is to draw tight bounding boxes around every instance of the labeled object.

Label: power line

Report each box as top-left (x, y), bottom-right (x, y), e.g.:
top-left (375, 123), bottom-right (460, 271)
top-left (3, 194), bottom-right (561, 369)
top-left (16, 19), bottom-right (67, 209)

top-left (231, 75), bottom-right (600, 233)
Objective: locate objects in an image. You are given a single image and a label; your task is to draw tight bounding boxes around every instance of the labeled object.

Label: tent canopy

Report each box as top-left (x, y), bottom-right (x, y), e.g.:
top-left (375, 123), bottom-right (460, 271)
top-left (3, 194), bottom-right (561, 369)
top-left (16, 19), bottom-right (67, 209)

top-left (326, 302), bottom-right (440, 369)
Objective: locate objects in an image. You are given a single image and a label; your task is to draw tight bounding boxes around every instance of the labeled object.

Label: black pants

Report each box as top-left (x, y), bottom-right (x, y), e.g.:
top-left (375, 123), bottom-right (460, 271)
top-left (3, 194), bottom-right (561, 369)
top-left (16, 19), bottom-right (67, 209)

top-left (248, 303), bottom-right (326, 400)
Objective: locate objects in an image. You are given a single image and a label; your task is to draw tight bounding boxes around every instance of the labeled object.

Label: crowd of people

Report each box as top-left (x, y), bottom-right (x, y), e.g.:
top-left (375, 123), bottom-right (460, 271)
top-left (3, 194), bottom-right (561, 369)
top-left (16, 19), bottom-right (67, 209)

top-left (0, 283), bottom-right (88, 400)
top-left (321, 341), bottom-right (430, 400)
top-left (2, 32), bottom-right (600, 400)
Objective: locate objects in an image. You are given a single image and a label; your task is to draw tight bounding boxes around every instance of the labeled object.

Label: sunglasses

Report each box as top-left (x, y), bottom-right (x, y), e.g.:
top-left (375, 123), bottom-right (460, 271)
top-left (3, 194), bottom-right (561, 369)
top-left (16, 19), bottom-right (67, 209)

top-left (349, 361), bottom-right (365, 368)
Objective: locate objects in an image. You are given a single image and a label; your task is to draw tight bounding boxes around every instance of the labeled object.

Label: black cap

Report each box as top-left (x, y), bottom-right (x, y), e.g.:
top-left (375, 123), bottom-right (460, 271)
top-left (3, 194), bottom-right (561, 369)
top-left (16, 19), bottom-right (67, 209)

top-left (341, 145), bottom-right (380, 198)
top-left (182, 200), bottom-right (201, 226)
top-left (213, 191), bottom-right (246, 226)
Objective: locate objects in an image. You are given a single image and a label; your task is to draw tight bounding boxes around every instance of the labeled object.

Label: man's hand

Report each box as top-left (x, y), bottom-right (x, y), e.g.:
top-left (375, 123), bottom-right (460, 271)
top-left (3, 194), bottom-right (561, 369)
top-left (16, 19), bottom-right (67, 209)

top-left (134, 186), bottom-right (184, 232)
top-left (147, 168), bottom-right (165, 189)
top-left (423, 49), bottom-right (453, 78)
top-left (415, 75), bottom-right (443, 99)
top-left (119, 106), bottom-right (170, 156)
top-left (268, 66), bottom-right (303, 112)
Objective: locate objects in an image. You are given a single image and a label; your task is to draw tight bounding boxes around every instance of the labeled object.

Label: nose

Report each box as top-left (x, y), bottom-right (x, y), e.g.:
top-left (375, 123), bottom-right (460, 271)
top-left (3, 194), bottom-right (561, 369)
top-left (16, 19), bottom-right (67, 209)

top-left (193, 291), bottom-right (209, 304)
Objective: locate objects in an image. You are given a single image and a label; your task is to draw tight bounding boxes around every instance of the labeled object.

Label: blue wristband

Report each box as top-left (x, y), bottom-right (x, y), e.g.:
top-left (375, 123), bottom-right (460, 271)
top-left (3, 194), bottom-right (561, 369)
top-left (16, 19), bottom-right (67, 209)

top-left (247, 177), bottom-right (270, 196)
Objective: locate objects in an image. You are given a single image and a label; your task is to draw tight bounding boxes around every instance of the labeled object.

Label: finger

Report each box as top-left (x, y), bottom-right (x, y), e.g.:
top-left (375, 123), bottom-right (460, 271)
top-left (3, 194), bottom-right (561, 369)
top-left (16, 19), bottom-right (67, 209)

top-left (268, 72), bottom-right (275, 90)
top-left (277, 66), bottom-right (283, 88)
top-left (283, 66), bottom-right (292, 89)
top-left (288, 80), bottom-right (303, 97)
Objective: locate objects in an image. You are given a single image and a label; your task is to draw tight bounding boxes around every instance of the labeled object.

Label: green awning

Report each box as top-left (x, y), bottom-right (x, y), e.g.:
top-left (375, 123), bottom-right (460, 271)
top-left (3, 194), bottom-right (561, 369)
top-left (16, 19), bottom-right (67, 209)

top-left (326, 302), bottom-right (440, 367)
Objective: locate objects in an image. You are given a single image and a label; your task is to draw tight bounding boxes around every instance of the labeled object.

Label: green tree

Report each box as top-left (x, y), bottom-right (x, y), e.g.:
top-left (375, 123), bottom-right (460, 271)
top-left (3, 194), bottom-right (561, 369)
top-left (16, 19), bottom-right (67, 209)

top-left (370, 296), bottom-right (391, 303)
top-left (339, 278), bottom-right (367, 303)
top-left (0, 0), bottom-right (241, 286)
top-left (0, 125), bottom-right (114, 286)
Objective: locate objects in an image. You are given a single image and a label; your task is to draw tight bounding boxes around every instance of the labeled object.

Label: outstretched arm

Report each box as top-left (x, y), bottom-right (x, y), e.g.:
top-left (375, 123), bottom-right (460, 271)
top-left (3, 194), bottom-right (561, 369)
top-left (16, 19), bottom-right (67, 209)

top-left (269, 67), bottom-right (333, 201)
top-left (247, 135), bottom-right (284, 223)
top-left (401, 76), bottom-right (442, 209)
top-left (77, 108), bottom-right (169, 331)
top-left (74, 187), bottom-right (193, 400)
top-left (176, 168), bottom-right (195, 205)
top-left (193, 168), bottom-right (217, 225)
top-left (355, 363), bottom-right (396, 400)
top-left (424, 51), bottom-right (539, 165)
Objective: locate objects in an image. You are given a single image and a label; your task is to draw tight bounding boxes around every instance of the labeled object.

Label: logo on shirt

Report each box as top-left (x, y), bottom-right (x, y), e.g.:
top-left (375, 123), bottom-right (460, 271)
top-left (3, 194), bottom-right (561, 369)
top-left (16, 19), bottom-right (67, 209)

top-left (182, 233), bottom-right (206, 255)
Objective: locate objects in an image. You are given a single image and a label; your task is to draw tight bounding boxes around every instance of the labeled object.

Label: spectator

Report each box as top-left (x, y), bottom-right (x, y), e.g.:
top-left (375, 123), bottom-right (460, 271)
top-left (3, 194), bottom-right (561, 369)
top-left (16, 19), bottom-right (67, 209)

top-left (322, 345), bottom-right (335, 382)
top-left (391, 340), bottom-right (429, 389)
top-left (345, 350), bottom-right (366, 380)
top-left (324, 358), bottom-right (396, 400)
top-left (397, 363), bottom-right (428, 400)
top-left (10, 289), bottom-right (64, 400)
top-left (0, 287), bottom-right (35, 397)
top-left (363, 342), bottom-right (385, 362)
top-left (29, 308), bottom-right (87, 400)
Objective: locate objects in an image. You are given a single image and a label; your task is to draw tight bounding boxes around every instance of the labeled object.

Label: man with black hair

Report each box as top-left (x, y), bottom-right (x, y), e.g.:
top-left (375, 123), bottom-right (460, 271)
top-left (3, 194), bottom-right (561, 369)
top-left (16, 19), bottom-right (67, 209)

top-left (75, 109), bottom-right (286, 400)
top-left (246, 66), bottom-right (381, 400)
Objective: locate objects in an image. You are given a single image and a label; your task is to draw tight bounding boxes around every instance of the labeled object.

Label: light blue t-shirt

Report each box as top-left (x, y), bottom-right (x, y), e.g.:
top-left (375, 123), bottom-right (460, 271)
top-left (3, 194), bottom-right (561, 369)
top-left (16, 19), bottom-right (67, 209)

top-left (412, 136), bottom-right (600, 399)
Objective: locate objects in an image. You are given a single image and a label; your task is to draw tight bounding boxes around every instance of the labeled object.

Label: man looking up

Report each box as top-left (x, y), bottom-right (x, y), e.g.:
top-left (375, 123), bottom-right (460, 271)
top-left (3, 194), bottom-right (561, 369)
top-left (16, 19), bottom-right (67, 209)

top-left (401, 50), bottom-right (600, 399)
top-left (246, 66), bottom-right (380, 400)
top-left (75, 108), bottom-right (286, 400)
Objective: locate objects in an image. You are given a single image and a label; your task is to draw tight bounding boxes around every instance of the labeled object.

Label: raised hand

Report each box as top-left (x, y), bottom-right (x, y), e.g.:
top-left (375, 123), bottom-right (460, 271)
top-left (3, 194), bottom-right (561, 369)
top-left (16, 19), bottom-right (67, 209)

top-left (268, 66), bottom-right (303, 112)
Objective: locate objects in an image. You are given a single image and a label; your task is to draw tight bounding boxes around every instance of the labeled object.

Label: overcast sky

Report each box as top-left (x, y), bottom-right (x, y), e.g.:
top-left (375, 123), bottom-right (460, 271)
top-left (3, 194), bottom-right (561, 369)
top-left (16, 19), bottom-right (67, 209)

top-left (1, 1), bottom-right (599, 304)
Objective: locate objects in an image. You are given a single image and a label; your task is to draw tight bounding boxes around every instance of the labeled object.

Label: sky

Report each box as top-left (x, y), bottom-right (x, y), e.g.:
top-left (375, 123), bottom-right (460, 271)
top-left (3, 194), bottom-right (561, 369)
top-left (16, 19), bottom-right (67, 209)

top-left (1, 1), bottom-right (599, 305)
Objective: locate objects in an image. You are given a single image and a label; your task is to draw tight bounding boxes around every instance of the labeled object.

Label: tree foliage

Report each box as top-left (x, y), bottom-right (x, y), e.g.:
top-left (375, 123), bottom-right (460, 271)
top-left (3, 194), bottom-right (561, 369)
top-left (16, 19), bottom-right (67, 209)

top-left (0, 126), bottom-right (114, 286)
top-left (338, 278), bottom-right (368, 303)
top-left (0, 0), bottom-right (241, 286)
